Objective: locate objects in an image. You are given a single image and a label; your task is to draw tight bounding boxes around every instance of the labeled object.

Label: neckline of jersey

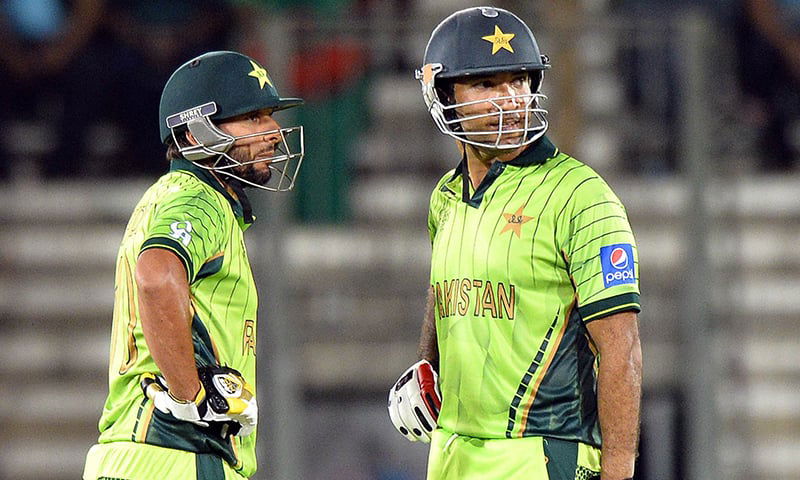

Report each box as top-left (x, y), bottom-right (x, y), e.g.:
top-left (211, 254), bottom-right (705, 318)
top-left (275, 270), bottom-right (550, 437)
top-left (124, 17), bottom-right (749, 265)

top-left (446, 136), bottom-right (559, 207)
top-left (169, 158), bottom-right (250, 223)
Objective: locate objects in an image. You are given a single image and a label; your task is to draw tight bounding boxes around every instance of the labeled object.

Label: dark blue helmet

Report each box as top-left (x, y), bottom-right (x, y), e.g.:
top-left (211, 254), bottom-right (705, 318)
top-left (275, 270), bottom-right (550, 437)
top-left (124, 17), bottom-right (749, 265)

top-left (416, 7), bottom-right (551, 149)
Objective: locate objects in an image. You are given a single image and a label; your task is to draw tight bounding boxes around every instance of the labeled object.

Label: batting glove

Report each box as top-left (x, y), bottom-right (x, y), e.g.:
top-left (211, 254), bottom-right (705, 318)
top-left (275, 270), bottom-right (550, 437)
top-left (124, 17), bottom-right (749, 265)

top-left (141, 365), bottom-right (258, 437)
top-left (388, 359), bottom-right (442, 443)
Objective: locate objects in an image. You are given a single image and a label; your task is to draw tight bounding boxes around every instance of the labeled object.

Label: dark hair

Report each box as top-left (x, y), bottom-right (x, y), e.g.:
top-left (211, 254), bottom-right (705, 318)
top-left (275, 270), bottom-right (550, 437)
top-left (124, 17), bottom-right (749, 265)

top-left (435, 79), bottom-right (459, 126)
top-left (164, 129), bottom-right (192, 162)
top-left (435, 79), bottom-right (456, 106)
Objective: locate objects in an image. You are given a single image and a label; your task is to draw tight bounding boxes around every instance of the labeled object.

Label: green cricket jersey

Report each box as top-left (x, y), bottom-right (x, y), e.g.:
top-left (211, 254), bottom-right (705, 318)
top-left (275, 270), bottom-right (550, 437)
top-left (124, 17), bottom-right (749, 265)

top-left (97, 159), bottom-right (259, 477)
top-left (428, 137), bottom-right (640, 445)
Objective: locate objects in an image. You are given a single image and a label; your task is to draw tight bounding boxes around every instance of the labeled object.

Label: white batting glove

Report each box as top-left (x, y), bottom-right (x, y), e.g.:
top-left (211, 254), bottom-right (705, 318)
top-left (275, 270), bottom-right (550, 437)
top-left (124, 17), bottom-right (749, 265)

top-left (141, 365), bottom-right (257, 438)
top-left (388, 359), bottom-right (442, 443)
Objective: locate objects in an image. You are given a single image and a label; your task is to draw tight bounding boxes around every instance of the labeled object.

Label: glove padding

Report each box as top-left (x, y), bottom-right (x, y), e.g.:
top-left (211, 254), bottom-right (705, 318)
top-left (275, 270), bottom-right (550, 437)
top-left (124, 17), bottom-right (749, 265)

top-left (140, 365), bottom-right (257, 437)
top-left (387, 359), bottom-right (442, 443)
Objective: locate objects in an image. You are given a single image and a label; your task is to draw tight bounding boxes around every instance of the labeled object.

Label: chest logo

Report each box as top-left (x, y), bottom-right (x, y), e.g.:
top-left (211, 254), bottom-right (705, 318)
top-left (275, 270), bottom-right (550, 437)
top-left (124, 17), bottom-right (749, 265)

top-left (500, 204), bottom-right (533, 237)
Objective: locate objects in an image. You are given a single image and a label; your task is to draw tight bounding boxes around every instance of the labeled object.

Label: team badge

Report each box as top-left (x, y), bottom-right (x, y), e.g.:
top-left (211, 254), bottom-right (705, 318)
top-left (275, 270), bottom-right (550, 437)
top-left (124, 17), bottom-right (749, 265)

top-left (500, 204), bottom-right (533, 237)
top-left (600, 243), bottom-right (636, 287)
top-left (482, 25), bottom-right (515, 55)
top-left (213, 372), bottom-right (243, 398)
top-left (169, 221), bottom-right (193, 246)
top-left (247, 60), bottom-right (273, 89)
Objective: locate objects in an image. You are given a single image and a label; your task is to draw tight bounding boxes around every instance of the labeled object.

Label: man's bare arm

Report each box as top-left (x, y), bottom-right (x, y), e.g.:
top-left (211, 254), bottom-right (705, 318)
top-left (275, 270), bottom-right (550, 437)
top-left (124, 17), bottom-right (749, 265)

top-left (417, 286), bottom-right (439, 371)
top-left (585, 310), bottom-right (642, 480)
top-left (136, 249), bottom-right (201, 401)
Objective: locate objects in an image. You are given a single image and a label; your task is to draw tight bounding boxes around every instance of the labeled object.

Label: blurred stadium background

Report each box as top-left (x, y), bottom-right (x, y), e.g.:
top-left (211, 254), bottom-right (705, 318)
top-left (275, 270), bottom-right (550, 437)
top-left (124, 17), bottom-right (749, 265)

top-left (1, 0), bottom-right (799, 479)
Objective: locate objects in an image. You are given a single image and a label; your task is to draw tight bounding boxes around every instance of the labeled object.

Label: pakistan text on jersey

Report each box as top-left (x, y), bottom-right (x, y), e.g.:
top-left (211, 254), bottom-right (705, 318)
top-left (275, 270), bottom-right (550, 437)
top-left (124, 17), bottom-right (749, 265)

top-left (433, 279), bottom-right (515, 320)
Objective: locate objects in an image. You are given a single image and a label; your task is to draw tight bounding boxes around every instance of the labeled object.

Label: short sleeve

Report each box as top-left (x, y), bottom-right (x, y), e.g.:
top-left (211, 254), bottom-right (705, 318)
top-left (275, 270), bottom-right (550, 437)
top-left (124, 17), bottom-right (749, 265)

top-left (140, 189), bottom-right (227, 283)
top-left (561, 176), bottom-right (641, 323)
top-left (428, 172), bottom-right (454, 245)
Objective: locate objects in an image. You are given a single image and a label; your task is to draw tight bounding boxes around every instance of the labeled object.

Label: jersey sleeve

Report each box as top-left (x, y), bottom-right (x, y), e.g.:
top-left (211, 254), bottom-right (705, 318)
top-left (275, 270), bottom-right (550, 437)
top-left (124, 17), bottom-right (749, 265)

top-left (427, 171), bottom-right (454, 245)
top-left (140, 189), bottom-right (227, 283)
top-left (560, 174), bottom-right (641, 323)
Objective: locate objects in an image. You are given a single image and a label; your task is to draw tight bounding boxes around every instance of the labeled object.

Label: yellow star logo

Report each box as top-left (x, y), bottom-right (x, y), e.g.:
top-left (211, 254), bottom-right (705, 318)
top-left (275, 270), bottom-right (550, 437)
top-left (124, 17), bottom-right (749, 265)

top-left (247, 60), bottom-right (272, 89)
top-left (500, 204), bottom-right (533, 237)
top-left (482, 25), bottom-right (515, 55)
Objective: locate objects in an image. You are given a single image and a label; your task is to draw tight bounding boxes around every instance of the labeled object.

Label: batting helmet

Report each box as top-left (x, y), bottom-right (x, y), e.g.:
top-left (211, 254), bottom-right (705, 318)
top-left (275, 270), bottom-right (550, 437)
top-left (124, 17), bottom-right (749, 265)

top-left (159, 51), bottom-right (304, 191)
top-left (416, 7), bottom-right (551, 149)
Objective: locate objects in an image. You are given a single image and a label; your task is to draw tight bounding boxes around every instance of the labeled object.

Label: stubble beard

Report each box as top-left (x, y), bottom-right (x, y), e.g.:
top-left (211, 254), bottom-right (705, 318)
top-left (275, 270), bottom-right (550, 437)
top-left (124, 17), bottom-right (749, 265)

top-left (225, 145), bottom-right (272, 187)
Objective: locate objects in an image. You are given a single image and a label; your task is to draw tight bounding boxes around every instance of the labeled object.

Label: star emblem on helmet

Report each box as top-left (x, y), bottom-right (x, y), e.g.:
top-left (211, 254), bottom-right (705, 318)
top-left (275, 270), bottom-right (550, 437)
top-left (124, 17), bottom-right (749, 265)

top-left (482, 25), bottom-right (515, 55)
top-left (247, 60), bottom-right (273, 89)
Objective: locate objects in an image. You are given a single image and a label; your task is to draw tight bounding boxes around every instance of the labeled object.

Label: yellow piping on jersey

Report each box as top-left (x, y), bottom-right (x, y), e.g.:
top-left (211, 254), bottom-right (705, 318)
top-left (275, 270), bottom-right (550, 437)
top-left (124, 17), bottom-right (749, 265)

top-left (231, 436), bottom-right (243, 470)
top-left (135, 401), bottom-right (155, 443)
top-left (119, 257), bottom-right (139, 375)
top-left (582, 303), bottom-right (640, 323)
top-left (189, 298), bottom-right (222, 365)
top-left (516, 298), bottom-right (574, 437)
top-left (205, 251), bottom-right (225, 263)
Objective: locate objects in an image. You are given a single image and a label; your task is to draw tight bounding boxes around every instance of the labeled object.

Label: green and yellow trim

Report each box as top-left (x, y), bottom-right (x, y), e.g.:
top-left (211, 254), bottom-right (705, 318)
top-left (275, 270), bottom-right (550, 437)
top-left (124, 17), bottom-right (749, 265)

top-left (579, 292), bottom-right (640, 323)
top-left (196, 251), bottom-right (225, 280)
top-left (141, 236), bottom-right (195, 281)
top-left (135, 401), bottom-right (155, 443)
top-left (514, 300), bottom-right (573, 437)
top-left (118, 257), bottom-right (139, 375)
top-left (131, 396), bottom-right (155, 443)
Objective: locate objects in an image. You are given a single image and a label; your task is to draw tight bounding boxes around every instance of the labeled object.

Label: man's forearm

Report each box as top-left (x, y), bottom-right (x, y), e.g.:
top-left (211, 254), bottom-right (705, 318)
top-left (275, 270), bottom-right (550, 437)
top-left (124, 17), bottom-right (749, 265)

top-left (417, 286), bottom-right (439, 370)
top-left (597, 336), bottom-right (642, 479)
top-left (137, 249), bottom-right (202, 401)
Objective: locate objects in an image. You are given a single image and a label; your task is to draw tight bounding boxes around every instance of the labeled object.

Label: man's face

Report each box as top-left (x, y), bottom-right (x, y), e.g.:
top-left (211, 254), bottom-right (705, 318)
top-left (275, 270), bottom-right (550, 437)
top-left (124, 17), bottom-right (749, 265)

top-left (217, 108), bottom-right (282, 186)
top-left (452, 71), bottom-right (532, 147)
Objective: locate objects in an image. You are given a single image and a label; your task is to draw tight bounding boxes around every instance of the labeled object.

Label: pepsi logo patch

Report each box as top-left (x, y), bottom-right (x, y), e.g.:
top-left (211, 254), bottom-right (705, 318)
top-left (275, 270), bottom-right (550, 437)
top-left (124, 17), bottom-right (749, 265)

top-left (600, 243), bottom-right (636, 288)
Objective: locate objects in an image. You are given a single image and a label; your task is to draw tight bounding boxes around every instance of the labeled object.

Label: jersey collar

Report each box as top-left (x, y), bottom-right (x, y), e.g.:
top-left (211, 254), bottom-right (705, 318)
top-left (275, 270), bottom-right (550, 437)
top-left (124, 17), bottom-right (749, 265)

top-left (169, 158), bottom-right (254, 229)
top-left (447, 135), bottom-right (558, 182)
top-left (444, 136), bottom-right (559, 207)
top-left (506, 135), bottom-right (558, 167)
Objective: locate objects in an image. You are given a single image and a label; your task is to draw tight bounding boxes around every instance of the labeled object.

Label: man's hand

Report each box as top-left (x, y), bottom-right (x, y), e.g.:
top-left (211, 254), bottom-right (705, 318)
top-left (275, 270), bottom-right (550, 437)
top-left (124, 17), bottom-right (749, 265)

top-left (141, 365), bottom-right (258, 437)
top-left (387, 360), bottom-right (441, 443)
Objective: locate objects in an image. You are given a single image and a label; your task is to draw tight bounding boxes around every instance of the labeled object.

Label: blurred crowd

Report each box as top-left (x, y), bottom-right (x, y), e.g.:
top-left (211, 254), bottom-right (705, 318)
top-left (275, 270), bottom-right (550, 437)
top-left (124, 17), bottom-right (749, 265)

top-left (0, 0), bottom-right (798, 180)
top-left (0, 0), bottom-right (375, 182)
top-left (0, 0), bottom-right (236, 178)
top-left (735, 0), bottom-right (800, 171)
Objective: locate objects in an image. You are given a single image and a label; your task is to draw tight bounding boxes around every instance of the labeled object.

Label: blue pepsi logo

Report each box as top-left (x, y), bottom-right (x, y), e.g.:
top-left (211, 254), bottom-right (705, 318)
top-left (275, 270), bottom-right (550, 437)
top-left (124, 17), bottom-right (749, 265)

top-left (600, 243), bottom-right (636, 288)
top-left (610, 247), bottom-right (629, 269)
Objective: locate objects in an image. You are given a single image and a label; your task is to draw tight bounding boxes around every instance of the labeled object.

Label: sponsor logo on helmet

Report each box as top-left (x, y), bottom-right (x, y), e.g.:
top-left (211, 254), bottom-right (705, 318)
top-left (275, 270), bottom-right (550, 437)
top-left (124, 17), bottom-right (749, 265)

top-left (600, 243), bottom-right (636, 288)
top-left (166, 102), bottom-right (218, 129)
top-left (482, 25), bottom-right (515, 55)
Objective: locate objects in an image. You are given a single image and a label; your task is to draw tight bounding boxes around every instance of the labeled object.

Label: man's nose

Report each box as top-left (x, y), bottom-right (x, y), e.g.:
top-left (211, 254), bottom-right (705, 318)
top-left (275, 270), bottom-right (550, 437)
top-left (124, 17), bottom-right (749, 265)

top-left (262, 132), bottom-right (280, 145)
top-left (262, 121), bottom-right (281, 143)
top-left (493, 83), bottom-right (520, 108)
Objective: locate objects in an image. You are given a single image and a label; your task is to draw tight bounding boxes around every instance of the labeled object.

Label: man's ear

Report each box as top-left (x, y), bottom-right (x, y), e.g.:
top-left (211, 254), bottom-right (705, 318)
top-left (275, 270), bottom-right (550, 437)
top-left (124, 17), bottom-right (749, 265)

top-left (186, 130), bottom-right (198, 146)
